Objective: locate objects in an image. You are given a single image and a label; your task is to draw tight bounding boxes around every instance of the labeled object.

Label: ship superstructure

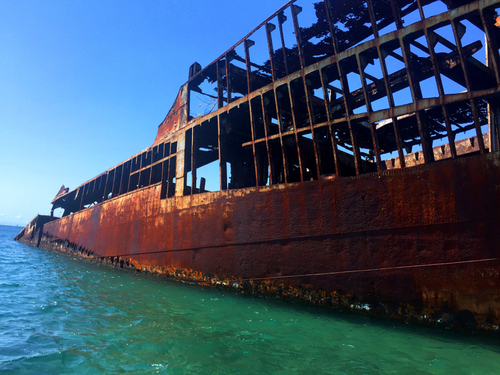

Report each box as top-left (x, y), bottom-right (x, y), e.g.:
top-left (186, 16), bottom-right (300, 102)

top-left (18, 0), bottom-right (500, 331)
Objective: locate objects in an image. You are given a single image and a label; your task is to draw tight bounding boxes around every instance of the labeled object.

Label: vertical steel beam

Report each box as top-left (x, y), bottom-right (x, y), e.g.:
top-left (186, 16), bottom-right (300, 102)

top-left (248, 98), bottom-right (260, 186)
top-left (287, 81), bottom-right (305, 181)
top-left (274, 86), bottom-right (289, 183)
top-left (278, 10), bottom-right (289, 77)
top-left (265, 23), bottom-right (277, 82)
top-left (389, 0), bottom-right (403, 30)
top-left (365, 0), bottom-right (379, 39)
top-left (291, 5), bottom-right (305, 69)
top-left (323, 0), bottom-right (339, 55)
top-left (398, 35), bottom-right (433, 163)
top-left (302, 74), bottom-right (321, 178)
top-left (260, 94), bottom-right (275, 184)
top-left (319, 68), bottom-right (341, 175)
top-left (244, 39), bottom-right (255, 94)
top-left (216, 60), bottom-right (224, 109)
top-left (423, 27), bottom-right (457, 158)
top-left (217, 114), bottom-right (228, 190)
top-left (191, 127), bottom-right (197, 194)
top-left (376, 45), bottom-right (406, 167)
top-left (225, 53), bottom-right (232, 104)
top-left (356, 53), bottom-right (382, 172)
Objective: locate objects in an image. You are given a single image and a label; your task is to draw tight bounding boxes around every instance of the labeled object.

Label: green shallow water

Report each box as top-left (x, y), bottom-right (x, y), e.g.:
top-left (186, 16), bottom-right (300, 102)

top-left (1, 225), bottom-right (499, 374)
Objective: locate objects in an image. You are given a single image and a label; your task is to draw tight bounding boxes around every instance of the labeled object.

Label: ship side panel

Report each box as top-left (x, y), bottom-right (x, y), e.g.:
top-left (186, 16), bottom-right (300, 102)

top-left (40, 153), bottom-right (500, 323)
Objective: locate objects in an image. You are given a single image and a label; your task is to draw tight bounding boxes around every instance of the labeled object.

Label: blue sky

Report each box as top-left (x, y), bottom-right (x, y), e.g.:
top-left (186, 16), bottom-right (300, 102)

top-left (0, 0), bottom-right (289, 226)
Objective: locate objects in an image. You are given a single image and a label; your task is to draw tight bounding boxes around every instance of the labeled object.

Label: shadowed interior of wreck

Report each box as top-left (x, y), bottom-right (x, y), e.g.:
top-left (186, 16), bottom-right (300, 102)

top-left (50, 0), bottom-right (500, 218)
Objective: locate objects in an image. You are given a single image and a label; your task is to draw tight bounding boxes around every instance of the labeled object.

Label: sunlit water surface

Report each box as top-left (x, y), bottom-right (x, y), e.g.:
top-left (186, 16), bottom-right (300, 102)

top-left (1, 225), bottom-right (499, 374)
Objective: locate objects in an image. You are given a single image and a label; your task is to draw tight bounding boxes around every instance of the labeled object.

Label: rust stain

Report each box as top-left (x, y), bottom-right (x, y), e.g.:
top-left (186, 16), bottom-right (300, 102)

top-left (16, 0), bottom-right (500, 332)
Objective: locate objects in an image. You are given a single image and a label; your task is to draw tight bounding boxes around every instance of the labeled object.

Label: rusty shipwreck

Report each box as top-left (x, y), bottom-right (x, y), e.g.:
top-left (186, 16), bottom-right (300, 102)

top-left (16, 0), bottom-right (500, 331)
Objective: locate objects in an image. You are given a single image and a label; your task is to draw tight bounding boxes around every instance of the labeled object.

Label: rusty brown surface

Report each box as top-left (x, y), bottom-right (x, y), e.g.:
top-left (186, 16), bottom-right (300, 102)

top-left (31, 151), bottom-right (500, 331)
top-left (15, 215), bottom-right (57, 246)
top-left (17, 0), bottom-right (500, 332)
top-left (153, 84), bottom-right (189, 145)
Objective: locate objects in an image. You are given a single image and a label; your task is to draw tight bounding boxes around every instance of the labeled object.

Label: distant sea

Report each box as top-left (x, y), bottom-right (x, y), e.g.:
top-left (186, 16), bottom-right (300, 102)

top-left (1, 224), bottom-right (500, 374)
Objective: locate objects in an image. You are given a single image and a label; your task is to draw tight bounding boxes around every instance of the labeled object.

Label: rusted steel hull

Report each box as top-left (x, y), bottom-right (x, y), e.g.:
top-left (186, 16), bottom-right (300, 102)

top-left (18, 151), bottom-right (500, 331)
top-left (16, 0), bottom-right (500, 332)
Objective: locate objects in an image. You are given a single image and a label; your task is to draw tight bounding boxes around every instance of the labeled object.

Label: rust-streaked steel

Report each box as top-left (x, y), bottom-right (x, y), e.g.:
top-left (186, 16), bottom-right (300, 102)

top-left (16, 0), bottom-right (500, 332)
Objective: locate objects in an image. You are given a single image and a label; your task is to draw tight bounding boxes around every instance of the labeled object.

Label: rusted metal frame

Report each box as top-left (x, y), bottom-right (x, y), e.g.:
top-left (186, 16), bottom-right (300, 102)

top-left (102, 172), bottom-right (110, 201)
top-left (165, 157), bottom-right (170, 197)
top-left (486, 42), bottom-right (500, 152)
top-left (146, 151), bottom-right (153, 187)
top-left (273, 86), bottom-right (290, 183)
top-left (450, 20), bottom-right (474, 95)
top-left (398, 33), bottom-right (434, 163)
top-left (109, 168), bottom-right (117, 196)
top-left (191, 127), bottom-right (197, 195)
top-left (260, 93), bottom-right (275, 184)
top-left (168, 156), bottom-right (176, 198)
top-left (301, 73), bottom-right (322, 178)
top-left (376, 45), bottom-right (406, 167)
top-left (241, 86), bottom-right (500, 144)
top-left (137, 153), bottom-right (143, 190)
top-left (449, 19), bottom-right (485, 152)
top-left (415, 0), bottom-right (425, 20)
top-left (145, 161), bottom-right (153, 189)
top-left (369, 85), bottom-right (500, 122)
top-left (422, 46), bottom-right (457, 159)
top-left (160, 152), bottom-right (170, 199)
top-left (470, 98), bottom-right (486, 153)
top-left (244, 123), bottom-right (325, 146)
top-left (479, 7), bottom-right (500, 151)
top-left (130, 155), bottom-right (141, 191)
top-left (201, 1), bottom-right (486, 127)
top-left (217, 114), bottom-right (228, 190)
top-left (440, 105), bottom-right (458, 158)
top-left (290, 4), bottom-right (305, 69)
top-left (216, 60), bottom-right (224, 109)
top-left (278, 10), bottom-right (290, 76)
top-left (78, 186), bottom-right (85, 210)
top-left (128, 156), bottom-right (138, 192)
top-left (265, 22), bottom-right (277, 82)
top-left (479, 7), bottom-right (500, 84)
top-left (336, 58), bottom-right (362, 175)
top-left (225, 53), bottom-right (232, 104)
top-left (488, 99), bottom-right (500, 152)
top-left (112, 164), bottom-right (122, 196)
top-left (324, 0), bottom-right (361, 174)
top-left (130, 154), bottom-right (175, 176)
top-left (117, 164), bottom-right (125, 195)
top-left (286, 80), bottom-right (306, 182)
top-left (319, 67), bottom-right (341, 175)
top-left (82, 184), bottom-right (89, 208)
top-left (95, 176), bottom-right (102, 200)
top-left (107, 170), bottom-right (116, 200)
top-left (186, 1), bottom-right (295, 85)
top-left (389, 0), bottom-right (403, 29)
top-left (118, 162), bottom-right (127, 195)
top-left (422, 26), bottom-right (458, 159)
top-left (86, 181), bottom-right (91, 198)
top-left (365, 0), bottom-right (380, 39)
top-left (248, 97), bottom-right (260, 186)
top-left (188, 1), bottom-right (493, 145)
top-left (244, 39), bottom-right (254, 94)
top-left (356, 53), bottom-right (382, 171)
top-left (323, 0), bottom-right (339, 55)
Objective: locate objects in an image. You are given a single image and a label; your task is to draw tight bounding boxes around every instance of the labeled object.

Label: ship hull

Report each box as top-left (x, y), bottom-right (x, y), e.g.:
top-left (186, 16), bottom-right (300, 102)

top-left (19, 152), bottom-right (500, 331)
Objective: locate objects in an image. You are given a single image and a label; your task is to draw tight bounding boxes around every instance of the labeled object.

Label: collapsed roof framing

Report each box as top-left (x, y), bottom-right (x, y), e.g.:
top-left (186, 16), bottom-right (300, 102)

top-left (52, 0), bottom-right (500, 216)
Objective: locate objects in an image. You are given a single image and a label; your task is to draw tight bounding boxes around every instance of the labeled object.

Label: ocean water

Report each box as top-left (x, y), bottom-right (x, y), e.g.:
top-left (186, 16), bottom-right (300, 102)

top-left (1, 225), bottom-right (500, 374)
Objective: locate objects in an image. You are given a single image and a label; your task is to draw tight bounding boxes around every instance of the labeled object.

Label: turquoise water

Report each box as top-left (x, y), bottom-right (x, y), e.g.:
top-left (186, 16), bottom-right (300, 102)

top-left (1, 225), bottom-right (500, 374)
